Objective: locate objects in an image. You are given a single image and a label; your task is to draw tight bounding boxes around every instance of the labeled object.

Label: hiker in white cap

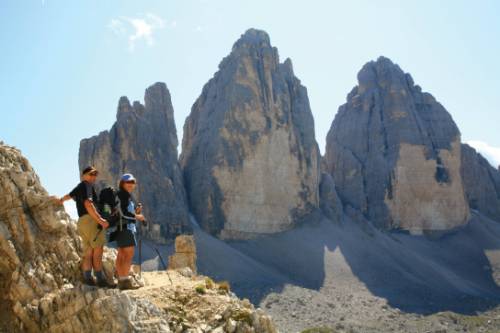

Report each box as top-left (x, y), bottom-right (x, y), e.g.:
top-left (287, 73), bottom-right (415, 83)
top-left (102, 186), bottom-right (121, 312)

top-left (114, 173), bottom-right (146, 290)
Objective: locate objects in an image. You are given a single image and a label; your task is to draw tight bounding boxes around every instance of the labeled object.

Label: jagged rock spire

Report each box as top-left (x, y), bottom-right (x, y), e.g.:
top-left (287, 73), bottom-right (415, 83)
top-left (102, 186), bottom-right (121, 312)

top-left (180, 29), bottom-right (321, 239)
top-left (79, 82), bottom-right (190, 242)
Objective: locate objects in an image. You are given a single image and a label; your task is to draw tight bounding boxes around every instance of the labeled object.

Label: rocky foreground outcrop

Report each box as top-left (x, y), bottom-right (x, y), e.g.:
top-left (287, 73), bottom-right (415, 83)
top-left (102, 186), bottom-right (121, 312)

top-left (461, 143), bottom-right (500, 221)
top-left (24, 270), bottom-right (277, 333)
top-left (0, 142), bottom-right (276, 333)
top-left (180, 29), bottom-right (321, 239)
top-left (324, 57), bottom-right (470, 233)
top-left (79, 82), bottom-right (191, 242)
top-left (0, 143), bottom-right (81, 332)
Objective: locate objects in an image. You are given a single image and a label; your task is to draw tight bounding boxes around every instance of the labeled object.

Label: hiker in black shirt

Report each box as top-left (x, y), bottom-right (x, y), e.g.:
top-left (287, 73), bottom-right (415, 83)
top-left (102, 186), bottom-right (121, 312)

top-left (69, 181), bottom-right (98, 217)
top-left (58, 166), bottom-right (113, 287)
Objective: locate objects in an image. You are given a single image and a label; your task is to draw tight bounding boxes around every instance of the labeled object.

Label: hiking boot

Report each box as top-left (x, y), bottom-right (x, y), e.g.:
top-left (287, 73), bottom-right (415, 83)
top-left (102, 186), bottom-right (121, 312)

top-left (97, 279), bottom-right (117, 289)
top-left (118, 278), bottom-right (140, 290)
top-left (83, 277), bottom-right (96, 286)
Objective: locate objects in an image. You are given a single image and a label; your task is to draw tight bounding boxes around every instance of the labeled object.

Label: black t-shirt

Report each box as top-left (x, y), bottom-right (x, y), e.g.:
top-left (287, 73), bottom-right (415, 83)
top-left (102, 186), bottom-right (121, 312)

top-left (69, 181), bottom-right (98, 217)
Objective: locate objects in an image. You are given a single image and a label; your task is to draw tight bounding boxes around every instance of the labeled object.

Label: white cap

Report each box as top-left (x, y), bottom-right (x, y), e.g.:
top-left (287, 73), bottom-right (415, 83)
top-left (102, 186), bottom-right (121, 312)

top-left (121, 173), bottom-right (136, 182)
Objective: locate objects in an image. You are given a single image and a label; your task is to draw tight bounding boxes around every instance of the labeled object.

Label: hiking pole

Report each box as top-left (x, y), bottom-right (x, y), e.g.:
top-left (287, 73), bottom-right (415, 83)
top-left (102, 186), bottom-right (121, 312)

top-left (155, 248), bottom-right (167, 270)
top-left (154, 247), bottom-right (173, 285)
top-left (138, 219), bottom-right (142, 279)
top-left (137, 203), bottom-right (145, 279)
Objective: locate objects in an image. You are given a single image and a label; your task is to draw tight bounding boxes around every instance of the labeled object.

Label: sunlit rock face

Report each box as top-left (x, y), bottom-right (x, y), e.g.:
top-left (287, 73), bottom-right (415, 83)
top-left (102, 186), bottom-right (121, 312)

top-left (461, 143), bottom-right (500, 221)
top-left (79, 82), bottom-right (191, 242)
top-left (180, 29), bottom-right (320, 239)
top-left (0, 142), bottom-right (81, 332)
top-left (324, 56), bottom-right (470, 234)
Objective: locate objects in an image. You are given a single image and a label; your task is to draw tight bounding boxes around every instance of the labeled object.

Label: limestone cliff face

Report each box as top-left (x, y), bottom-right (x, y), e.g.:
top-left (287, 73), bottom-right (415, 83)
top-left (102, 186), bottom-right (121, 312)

top-left (180, 29), bottom-right (320, 239)
top-left (79, 82), bottom-right (191, 242)
top-left (0, 143), bottom-right (81, 332)
top-left (318, 172), bottom-right (344, 225)
top-left (324, 57), bottom-right (470, 233)
top-left (461, 143), bottom-right (500, 221)
top-left (0, 142), bottom-right (277, 333)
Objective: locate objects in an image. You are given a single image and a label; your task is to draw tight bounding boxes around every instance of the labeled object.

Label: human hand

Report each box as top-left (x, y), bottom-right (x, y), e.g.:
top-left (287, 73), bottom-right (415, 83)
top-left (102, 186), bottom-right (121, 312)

top-left (135, 214), bottom-right (145, 222)
top-left (135, 203), bottom-right (142, 214)
top-left (50, 196), bottom-right (64, 205)
top-left (100, 219), bottom-right (109, 229)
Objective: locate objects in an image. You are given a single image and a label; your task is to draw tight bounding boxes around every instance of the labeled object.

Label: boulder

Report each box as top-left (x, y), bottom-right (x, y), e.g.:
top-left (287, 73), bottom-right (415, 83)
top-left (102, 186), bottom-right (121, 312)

top-left (324, 56), bottom-right (470, 234)
top-left (79, 82), bottom-right (191, 242)
top-left (168, 235), bottom-right (197, 274)
top-left (180, 29), bottom-right (321, 239)
top-left (461, 143), bottom-right (500, 221)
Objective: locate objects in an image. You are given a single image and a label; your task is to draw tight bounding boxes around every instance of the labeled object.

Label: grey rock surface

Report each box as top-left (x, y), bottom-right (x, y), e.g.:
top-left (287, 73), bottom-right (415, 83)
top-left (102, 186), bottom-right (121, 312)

top-left (79, 82), bottom-right (191, 242)
top-left (180, 29), bottom-right (321, 239)
top-left (461, 143), bottom-right (500, 221)
top-left (319, 172), bottom-right (344, 224)
top-left (324, 56), bottom-right (469, 233)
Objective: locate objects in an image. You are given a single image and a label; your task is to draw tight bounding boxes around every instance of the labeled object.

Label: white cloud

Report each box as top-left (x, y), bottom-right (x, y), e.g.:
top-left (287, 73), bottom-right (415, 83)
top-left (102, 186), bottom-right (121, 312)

top-left (108, 13), bottom-right (167, 51)
top-left (108, 18), bottom-right (126, 35)
top-left (466, 140), bottom-right (500, 168)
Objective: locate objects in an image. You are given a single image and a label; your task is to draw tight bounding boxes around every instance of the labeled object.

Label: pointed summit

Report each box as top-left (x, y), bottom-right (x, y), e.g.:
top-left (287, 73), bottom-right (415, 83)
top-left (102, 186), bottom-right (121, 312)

top-left (180, 29), bottom-right (320, 239)
top-left (324, 57), bottom-right (469, 234)
top-left (80, 82), bottom-right (190, 241)
top-left (356, 56), bottom-right (409, 91)
top-left (232, 28), bottom-right (271, 49)
top-left (145, 82), bottom-right (171, 110)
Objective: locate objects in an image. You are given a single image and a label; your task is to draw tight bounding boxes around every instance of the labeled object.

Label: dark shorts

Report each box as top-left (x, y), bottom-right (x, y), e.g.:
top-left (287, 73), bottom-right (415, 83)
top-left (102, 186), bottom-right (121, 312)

top-left (111, 229), bottom-right (137, 248)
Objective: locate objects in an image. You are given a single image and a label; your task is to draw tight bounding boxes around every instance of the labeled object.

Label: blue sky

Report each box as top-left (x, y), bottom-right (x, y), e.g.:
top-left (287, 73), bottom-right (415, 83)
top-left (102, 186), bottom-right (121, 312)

top-left (1, 0), bottom-right (500, 208)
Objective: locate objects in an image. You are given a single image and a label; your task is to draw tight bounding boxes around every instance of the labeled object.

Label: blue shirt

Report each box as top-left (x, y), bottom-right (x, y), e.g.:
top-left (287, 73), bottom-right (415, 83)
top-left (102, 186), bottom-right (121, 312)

top-left (117, 189), bottom-right (137, 233)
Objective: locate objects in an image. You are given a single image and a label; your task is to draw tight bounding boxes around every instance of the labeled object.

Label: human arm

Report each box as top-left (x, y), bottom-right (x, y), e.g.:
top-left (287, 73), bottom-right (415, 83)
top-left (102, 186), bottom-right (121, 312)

top-left (56, 194), bottom-right (72, 205)
top-left (135, 213), bottom-right (145, 222)
top-left (82, 182), bottom-right (108, 228)
top-left (55, 185), bottom-right (79, 205)
top-left (84, 199), bottom-right (109, 228)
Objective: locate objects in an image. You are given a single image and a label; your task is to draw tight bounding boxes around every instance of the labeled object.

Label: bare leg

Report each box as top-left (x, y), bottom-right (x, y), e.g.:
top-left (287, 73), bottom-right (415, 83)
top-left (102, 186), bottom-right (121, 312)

top-left (92, 246), bottom-right (104, 272)
top-left (115, 249), bottom-right (122, 278)
top-left (122, 246), bottom-right (135, 276)
top-left (116, 246), bottom-right (135, 278)
top-left (116, 248), bottom-right (127, 278)
top-left (81, 247), bottom-right (93, 272)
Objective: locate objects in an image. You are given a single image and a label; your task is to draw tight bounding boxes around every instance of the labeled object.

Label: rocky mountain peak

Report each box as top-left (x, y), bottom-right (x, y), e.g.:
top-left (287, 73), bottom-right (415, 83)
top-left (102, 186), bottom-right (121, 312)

top-left (180, 29), bottom-right (320, 239)
top-left (116, 96), bottom-right (133, 120)
top-left (79, 82), bottom-right (190, 242)
top-left (280, 57), bottom-right (294, 76)
top-left (144, 82), bottom-right (170, 110)
top-left (232, 28), bottom-right (272, 51)
top-left (325, 57), bottom-right (469, 233)
top-left (357, 56), bottom-right (411, 92)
